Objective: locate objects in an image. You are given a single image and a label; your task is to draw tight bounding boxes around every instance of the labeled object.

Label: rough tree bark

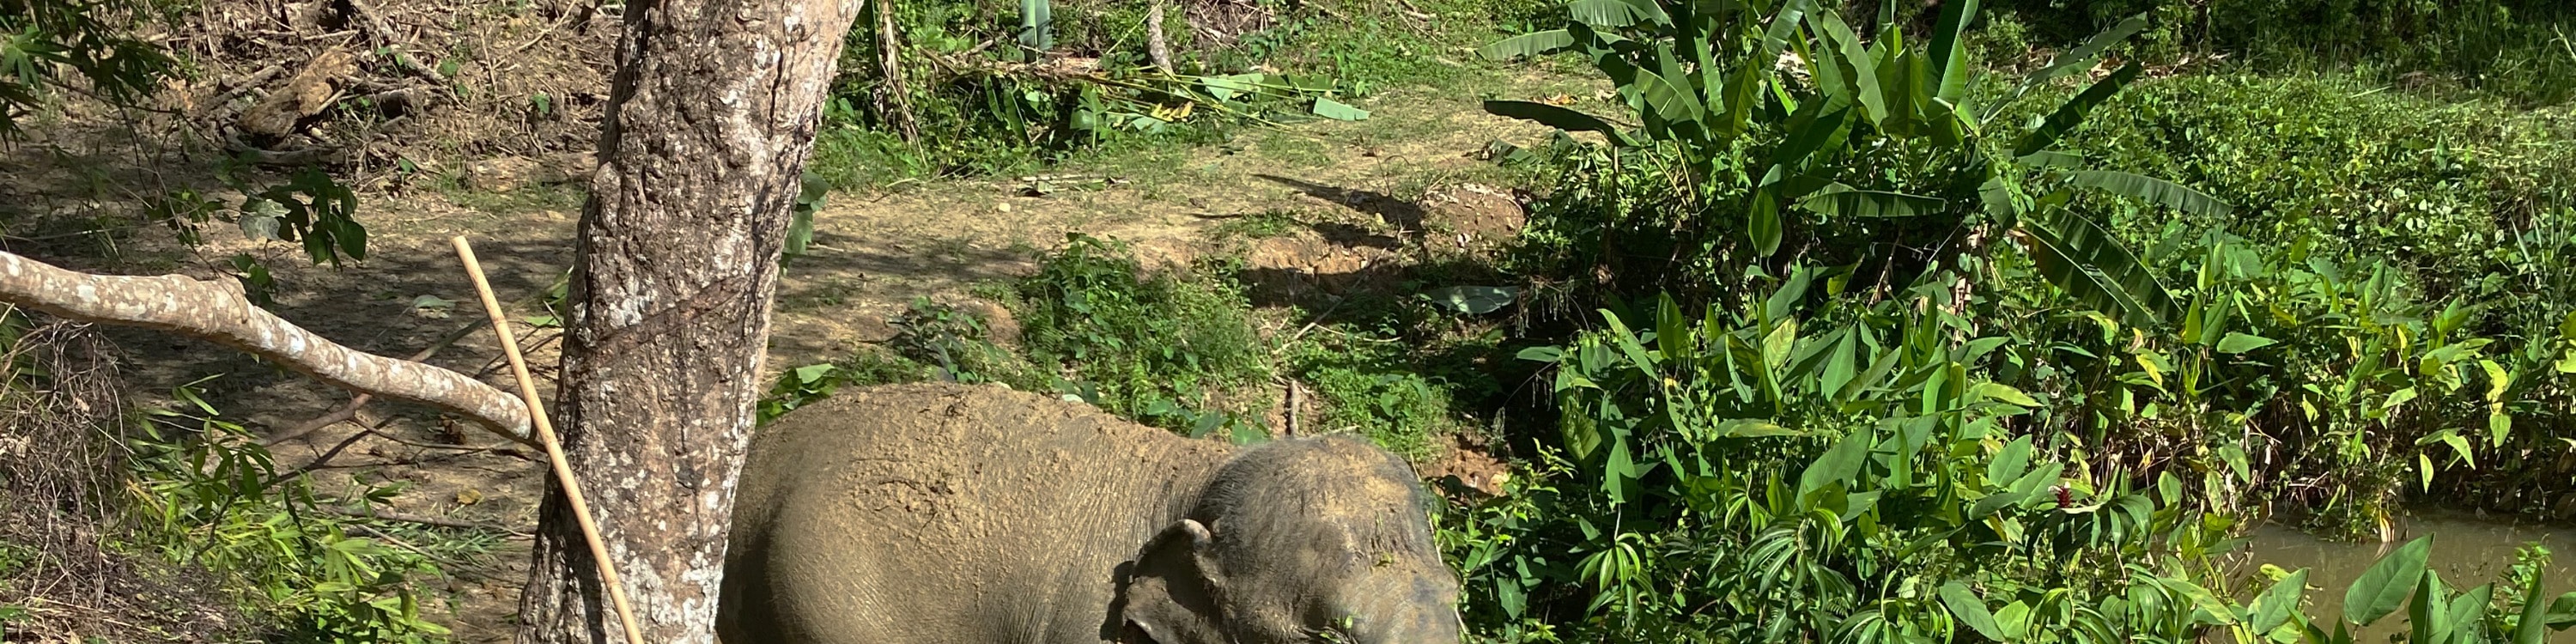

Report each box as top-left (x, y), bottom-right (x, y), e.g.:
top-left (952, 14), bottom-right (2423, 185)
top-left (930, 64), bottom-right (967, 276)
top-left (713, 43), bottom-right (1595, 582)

top-left (0, 251), bottom-right (534, 442)
top-left (513, 0), bottom-right (860, 643)
top-left (1147, 0), bottom-right (1174, 74)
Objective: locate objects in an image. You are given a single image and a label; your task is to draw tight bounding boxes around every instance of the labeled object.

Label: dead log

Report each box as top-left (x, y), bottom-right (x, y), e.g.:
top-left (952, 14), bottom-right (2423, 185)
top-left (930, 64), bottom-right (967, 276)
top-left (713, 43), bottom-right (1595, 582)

top-left (0, 251), bottom-right (535, 444)
top-left (234, 49), bottom-right (357, 146)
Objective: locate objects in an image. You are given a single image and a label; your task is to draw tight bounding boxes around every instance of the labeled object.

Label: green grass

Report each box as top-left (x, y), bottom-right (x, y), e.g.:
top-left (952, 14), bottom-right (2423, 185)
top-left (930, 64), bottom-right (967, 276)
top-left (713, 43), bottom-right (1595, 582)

top-left (805, 0), bottom-right (1559, 190)
top-left (1210, 209), bottom-right (1305, 242)
top-left (1007, 235), bottom-right (1274, 433)
top-left (1983, 0), bottom-right (2576, 106)
top-left (2056, 73), bottom-right (2576, 301)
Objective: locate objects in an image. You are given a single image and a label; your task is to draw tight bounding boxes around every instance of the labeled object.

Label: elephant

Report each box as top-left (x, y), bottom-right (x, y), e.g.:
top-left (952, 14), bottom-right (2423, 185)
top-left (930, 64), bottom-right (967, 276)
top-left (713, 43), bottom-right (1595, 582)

top-left (717, 382), bottom-right (1464, 644)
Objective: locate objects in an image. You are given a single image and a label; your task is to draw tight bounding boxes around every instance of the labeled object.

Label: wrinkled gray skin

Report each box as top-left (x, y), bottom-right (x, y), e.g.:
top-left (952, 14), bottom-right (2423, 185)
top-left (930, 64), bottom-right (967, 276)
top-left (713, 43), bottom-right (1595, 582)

top-left (718, 383), bottom-right (1462, 644)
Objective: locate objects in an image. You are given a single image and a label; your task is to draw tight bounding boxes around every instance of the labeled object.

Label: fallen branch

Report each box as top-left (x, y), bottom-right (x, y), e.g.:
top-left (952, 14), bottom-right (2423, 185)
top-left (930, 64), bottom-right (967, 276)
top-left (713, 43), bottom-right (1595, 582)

top-left (204, 64), bottom-right (288, 115)
top-left (221, 130), bottom-right (342, 166)
top-left (341, 0), bottom-right (449, 86)
top-left (0, 251), bottom-right (534, 443)
top-left (265, 319), bottom-right (485, 447)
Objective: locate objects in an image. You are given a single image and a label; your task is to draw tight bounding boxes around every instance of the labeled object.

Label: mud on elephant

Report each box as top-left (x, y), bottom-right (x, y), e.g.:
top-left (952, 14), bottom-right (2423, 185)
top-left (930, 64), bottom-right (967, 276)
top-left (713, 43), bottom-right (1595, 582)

top-left (718, 382), bottom-right (1463, 644)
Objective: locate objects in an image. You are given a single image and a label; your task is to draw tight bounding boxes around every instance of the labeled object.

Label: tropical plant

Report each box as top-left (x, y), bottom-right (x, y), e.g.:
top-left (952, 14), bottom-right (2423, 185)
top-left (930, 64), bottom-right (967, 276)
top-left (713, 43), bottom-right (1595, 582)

top-left (1450, 264), bottom-right (2576, 641)
top-left (2214, 537), bottom-right (2576, 644)
top-left (1481, 0), bottom-right (2233, 330)
top-left (127, 380), bottom-right (457, 642)
top-left (1452, 269), bottom-right (2233, 641)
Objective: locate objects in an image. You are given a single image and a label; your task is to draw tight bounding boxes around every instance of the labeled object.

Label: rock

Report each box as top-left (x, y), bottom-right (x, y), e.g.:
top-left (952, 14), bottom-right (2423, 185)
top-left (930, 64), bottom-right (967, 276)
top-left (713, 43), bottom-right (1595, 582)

top-left (539, 151), bottom-right (598, 184)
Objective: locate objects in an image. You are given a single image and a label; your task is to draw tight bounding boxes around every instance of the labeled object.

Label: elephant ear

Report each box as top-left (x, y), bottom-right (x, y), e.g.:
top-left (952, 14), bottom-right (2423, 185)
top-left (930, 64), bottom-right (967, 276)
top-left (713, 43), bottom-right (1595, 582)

top-left (1117, 519), bottom-right (1226, 643)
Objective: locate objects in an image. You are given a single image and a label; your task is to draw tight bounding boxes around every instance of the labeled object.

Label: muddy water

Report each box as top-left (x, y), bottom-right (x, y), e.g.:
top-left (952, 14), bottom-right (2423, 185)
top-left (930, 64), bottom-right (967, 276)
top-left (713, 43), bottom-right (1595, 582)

top-left (2234, 510), bottom-right (2576, 643)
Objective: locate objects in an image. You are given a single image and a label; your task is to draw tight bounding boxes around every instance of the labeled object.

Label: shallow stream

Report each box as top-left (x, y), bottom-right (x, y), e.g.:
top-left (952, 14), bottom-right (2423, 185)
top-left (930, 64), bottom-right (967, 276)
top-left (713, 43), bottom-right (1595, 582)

top-left (2234, 510), bottom-right (2576, 643)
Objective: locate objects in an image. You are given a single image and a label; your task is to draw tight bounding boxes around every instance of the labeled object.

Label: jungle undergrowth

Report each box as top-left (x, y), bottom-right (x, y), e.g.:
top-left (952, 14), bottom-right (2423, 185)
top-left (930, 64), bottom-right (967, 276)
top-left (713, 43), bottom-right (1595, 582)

top-left (1, 319), bottom-right (496, 644)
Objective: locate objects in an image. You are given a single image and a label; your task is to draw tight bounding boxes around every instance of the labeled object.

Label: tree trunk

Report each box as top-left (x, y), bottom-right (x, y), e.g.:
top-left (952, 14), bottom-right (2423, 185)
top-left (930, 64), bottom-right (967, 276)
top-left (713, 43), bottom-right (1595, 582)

top-left (1147, 0), bottom-right (1174, 74)
top-left (514, 0), bottom-right (860, 642)
top-left (873, 0), bottom-right (920, 142)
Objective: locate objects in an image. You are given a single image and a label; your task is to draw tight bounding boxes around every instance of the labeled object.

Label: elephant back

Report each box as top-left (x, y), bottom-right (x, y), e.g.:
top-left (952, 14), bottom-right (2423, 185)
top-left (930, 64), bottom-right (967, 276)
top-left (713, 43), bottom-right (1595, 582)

top-left (724, 382), bottom-right (1236, 644)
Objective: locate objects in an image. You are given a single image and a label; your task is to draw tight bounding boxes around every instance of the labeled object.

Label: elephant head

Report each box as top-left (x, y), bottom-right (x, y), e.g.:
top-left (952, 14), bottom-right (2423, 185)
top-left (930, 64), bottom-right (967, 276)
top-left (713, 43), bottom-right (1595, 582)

top-left (1116, 435), bottom-right (1463, 644)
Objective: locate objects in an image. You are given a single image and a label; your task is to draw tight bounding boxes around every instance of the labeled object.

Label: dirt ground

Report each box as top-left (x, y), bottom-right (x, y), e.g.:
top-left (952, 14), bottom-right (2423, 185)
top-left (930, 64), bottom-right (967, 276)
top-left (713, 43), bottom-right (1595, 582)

top-left (4, 45), bottom-right (1572, 637)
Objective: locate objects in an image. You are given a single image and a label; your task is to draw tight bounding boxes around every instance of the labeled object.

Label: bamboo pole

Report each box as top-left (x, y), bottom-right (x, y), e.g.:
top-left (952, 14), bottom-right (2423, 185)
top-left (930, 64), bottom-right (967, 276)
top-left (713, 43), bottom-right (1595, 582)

top-left (452, 237), bottom-right (647, 644)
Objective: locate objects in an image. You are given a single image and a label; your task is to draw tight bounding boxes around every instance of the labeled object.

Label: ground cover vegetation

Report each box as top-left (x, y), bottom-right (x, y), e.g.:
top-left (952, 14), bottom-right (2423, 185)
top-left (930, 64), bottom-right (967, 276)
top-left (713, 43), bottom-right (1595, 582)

top-left (805, 0), bottom-right (1562, 187)
top-left (1430, 0), bottom-right (2576, 641)
top-left (1978, 0), bottom-right (2576, 106)
top-left (1, 315), bottom-right (492, 642)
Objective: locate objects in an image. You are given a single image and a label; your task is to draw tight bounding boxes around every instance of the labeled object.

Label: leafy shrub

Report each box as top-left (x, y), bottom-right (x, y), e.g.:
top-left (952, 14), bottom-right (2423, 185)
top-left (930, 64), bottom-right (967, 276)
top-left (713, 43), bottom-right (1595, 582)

top-left (1452, 275), bottom-right (2576, 642)
top-left (1484, 0), bottom-right (2231, 334)
top-left (889, 296), bottom-right (1040, 386)
top-left (126, 384), bottom-right (459, 643)
top-left (1289, 334), bottom-right (1479, 459)
top-left (0, 0), bottom-right (181, 135)
top-left (1012, 234), bottom-right (1273, 436)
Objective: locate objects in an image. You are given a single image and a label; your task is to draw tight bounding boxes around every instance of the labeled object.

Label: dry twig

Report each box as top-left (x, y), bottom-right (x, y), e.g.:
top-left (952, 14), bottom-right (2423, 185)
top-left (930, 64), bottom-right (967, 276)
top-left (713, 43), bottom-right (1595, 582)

top-left (341, 0), bottom-right (449, 86)
top-left (324, 506), bottom-right (525, 535)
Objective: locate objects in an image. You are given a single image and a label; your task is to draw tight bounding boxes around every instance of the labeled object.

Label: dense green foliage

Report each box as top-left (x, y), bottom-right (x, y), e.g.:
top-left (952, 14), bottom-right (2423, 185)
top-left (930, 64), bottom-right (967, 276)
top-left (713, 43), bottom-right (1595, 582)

top-left (1488, 0), bottom-right (2576, 529)
top-left (1446, 281), bottom-right (2576, 642)
top-left (1981, 0), bottom-right (2576, 105)
top-left (1, 323), bottom-right (477, 642)
top-left (129, 385), bottom-right (464, 643)
top-left (0, 0), bottom-right (179, 136)
top-left (1434, 0), bottom-right (2576, 641)
top-left (759, 3), bottom-right (2576, 643)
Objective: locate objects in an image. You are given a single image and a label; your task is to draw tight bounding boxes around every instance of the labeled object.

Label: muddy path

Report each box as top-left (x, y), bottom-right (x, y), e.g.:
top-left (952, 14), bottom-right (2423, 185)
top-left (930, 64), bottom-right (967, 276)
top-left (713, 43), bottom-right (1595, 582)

top-left (2, 68), bottom-right (1582, 640)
